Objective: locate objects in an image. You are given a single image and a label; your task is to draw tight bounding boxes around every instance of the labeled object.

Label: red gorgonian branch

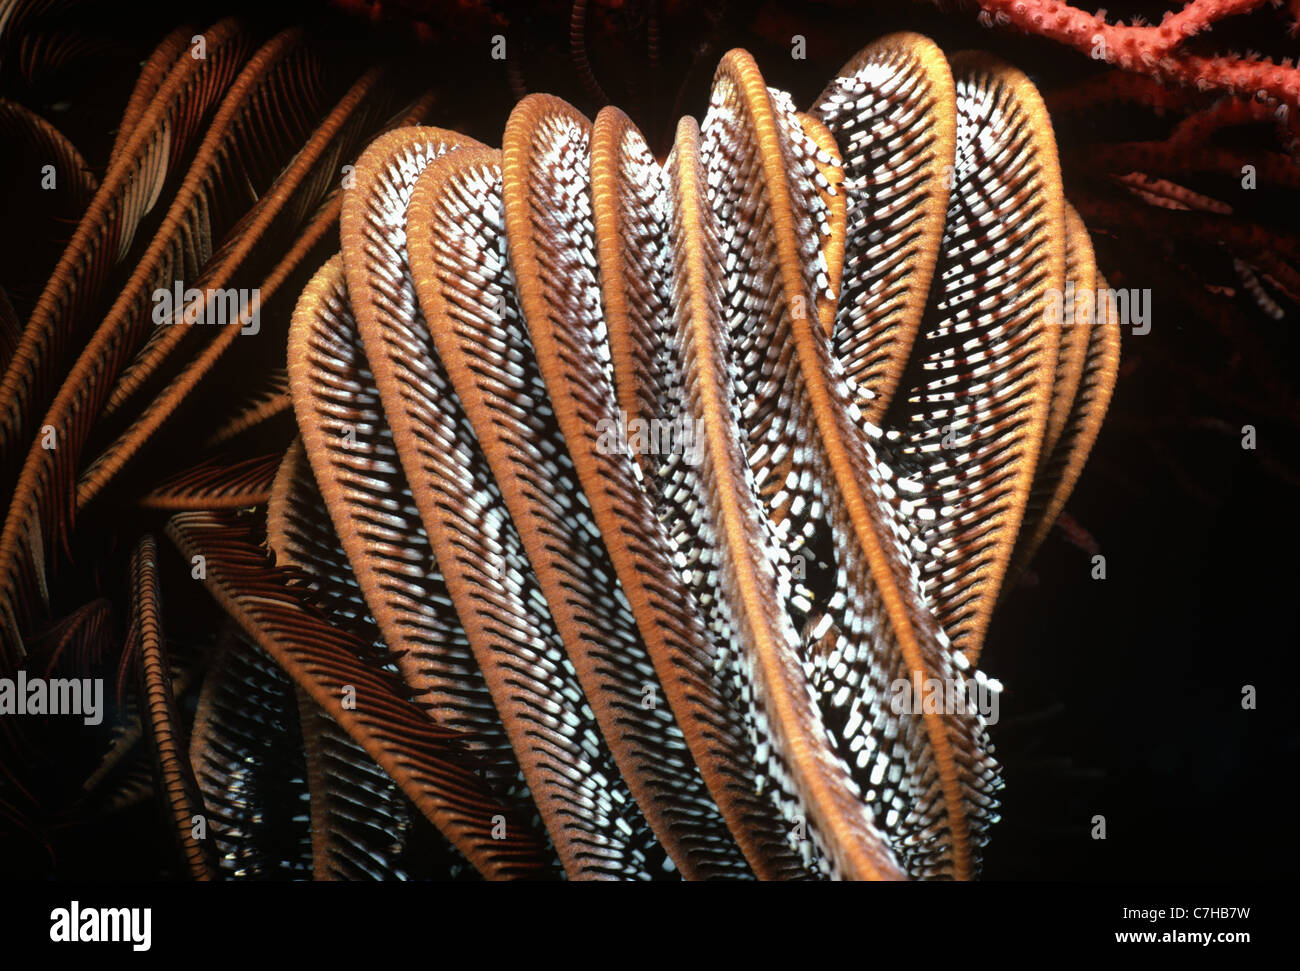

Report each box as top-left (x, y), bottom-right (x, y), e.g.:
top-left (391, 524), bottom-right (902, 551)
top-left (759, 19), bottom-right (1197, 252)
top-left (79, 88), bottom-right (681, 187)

top-left (957, 0), bottom-right (1300, 108)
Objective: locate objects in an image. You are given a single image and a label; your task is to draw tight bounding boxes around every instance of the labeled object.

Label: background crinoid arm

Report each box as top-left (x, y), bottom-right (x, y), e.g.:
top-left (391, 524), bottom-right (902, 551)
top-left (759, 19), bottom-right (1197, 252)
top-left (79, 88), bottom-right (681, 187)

top-left (0, 19), bottom-right (434, 666)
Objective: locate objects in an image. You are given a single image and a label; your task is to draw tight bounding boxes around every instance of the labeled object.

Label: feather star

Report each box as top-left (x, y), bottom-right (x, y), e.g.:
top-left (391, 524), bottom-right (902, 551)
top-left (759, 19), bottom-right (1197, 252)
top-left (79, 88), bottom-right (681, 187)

top-left (0, 27), bottom-right (1119, 881)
